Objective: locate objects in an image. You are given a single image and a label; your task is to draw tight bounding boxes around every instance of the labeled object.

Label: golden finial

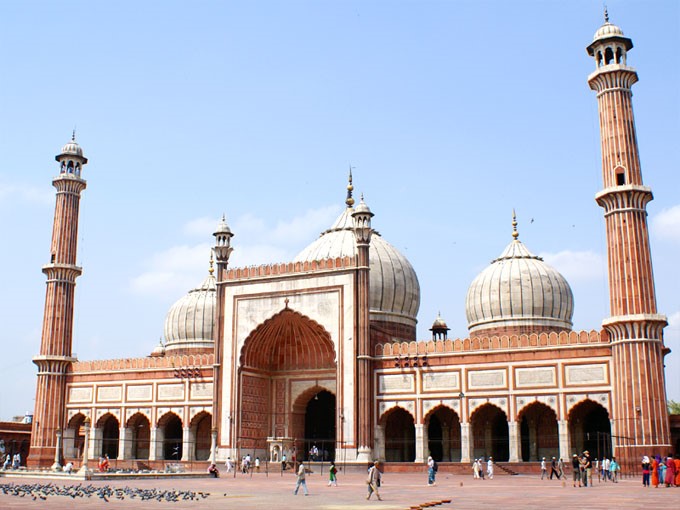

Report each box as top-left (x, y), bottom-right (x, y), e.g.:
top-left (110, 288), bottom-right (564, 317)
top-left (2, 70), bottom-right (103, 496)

top-left (72, 128), bottom-right (76, 141)
top-left (209, 251), bottom-right (214, 275)
top-left (512, 209), bottom-right (519, 240)
top-left (346, 166), bottom-right (355, 207)
top-left (604, 4), bottom-right (609, 23)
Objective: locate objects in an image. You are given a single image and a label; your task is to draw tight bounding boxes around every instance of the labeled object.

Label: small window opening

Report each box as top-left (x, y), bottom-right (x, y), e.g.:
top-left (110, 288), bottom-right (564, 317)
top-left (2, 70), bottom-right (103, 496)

top-left (597, 51), bottom-right (603, 67)
top-left (605, 47), bottom-right (614, 65)
top-left (67, 162), bottom-right (74, 174)
top-left (60, 162), bottom-right (66, 174)
top-left (616, 48), bottom-right (623, 64)
top-left (51, 253), bottom-right (56, 263)
top-left (615, 166), bottom-right (626, 185)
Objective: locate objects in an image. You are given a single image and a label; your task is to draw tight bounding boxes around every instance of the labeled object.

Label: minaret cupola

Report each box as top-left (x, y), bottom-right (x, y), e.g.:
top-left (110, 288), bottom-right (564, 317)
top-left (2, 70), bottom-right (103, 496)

top-left (213, 214), bottom-right (234, 264)
top-left (56, 131), bottom-right (88, 177)
top-left (587, 7), bottom-right (633, 69)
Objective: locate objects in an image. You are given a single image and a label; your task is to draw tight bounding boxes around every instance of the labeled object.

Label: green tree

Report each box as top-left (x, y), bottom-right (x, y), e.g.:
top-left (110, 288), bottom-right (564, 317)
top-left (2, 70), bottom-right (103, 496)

top-left (668, 400), bottom-right (680, 415)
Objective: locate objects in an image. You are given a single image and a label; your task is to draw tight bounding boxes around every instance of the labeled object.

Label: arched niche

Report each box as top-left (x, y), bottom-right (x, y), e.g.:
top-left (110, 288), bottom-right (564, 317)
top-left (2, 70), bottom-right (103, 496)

top-left (424, 405), bottom-right (461, 462)
top-left (518, 401), bottom-right (558, 462)
top-left (470, 403), bottom-right (509, 462)
top-left (380, 406), bottom-right (415, 462)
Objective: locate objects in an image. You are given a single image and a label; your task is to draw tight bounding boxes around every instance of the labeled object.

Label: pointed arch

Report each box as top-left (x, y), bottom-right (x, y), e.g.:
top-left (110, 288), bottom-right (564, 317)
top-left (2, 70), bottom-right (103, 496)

top-left (424, 405), bottom-right (461, 462)
top-left (470, 403), bottom-right (509, 462)
top-left (97, 413), bottom-right (120, 459)
top-left (240, 307), bottom-right (336, 370)
top-left (64, 413), bottom-right (87, 460)
top-left (380, 406), bottom-right (415, 462)
top-left (126, 412), bottom-right (151, 460)
top-left (517, 402), bottom-right (558, 461)
top-left (190, 411), bottom-right (212, 461)
top-left (568, 399), bottom-right (611, 459)
top-left (157, 412), bottom-right (183, 461)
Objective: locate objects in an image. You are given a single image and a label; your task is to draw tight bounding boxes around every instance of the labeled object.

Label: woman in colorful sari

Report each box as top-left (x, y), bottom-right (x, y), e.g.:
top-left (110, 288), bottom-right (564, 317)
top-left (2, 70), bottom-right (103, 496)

top-left (664, 454), bottom-right (676, 487)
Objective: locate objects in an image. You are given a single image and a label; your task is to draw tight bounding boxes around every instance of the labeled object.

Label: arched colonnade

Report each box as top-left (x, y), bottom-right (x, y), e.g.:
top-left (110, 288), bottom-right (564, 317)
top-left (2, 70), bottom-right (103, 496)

top-left (377, 399), bottom-right (612, 463)
top-left (62, 410), bottom-right (212, 462)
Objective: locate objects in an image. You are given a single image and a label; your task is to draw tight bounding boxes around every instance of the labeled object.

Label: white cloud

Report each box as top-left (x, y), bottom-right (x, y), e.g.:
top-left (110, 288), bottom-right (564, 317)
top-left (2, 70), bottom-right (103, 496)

top-left (130, 243), bottom-right (212, 297)
top-left (130, 205), bottom-right (341, 299)
top-left (651, 205), bottom-right (680, 243)
top-left (182, 217), bottom-right (217, 237)
top-left (540, 250), bottom-right (606, 283)
top-left (0, 181), bottom-right (53, 206)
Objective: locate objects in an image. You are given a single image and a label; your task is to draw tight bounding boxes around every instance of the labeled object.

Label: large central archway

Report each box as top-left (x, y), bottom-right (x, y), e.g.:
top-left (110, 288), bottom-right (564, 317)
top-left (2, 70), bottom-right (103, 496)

top-left (238, 307), bottom-right (337, 451)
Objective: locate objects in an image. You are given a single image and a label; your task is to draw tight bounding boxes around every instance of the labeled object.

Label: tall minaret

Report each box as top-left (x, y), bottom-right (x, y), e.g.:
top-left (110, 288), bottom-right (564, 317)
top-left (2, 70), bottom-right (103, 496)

top-left (352, 191), bottom-right (374, 463)
top-left (29, 134), bottom-right (88, 468)
top-left (211, 215), bottom-right (234, 459)
top-left (587, 11), bottom-right (670, 468)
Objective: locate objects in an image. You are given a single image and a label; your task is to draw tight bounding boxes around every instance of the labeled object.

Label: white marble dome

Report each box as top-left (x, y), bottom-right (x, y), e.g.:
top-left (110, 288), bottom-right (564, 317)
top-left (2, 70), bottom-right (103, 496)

top-left (593, 21), bottom-right (624, 41)
top-left (163, 272), bottom-right (216, 352)
top-left (294, 206), bottom-right (420, 327)
top-left (60, 138), bottom-right (84, 158)
top-left (465, 237), bottom-right (573, 335)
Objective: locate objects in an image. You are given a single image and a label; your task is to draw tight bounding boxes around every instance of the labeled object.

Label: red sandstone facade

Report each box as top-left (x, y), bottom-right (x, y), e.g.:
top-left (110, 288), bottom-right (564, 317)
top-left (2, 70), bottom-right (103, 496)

top-left (26, 16), bottom-right (671, 473)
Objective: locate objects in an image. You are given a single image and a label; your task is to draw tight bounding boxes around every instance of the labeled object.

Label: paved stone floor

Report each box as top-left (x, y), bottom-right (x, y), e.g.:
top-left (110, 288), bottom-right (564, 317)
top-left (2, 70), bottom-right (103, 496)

top-left (1, 470), bottom-right (678, 509)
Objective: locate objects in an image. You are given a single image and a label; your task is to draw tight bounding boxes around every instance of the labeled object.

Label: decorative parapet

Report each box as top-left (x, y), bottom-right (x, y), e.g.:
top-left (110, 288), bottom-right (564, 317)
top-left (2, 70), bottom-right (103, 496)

top-left (227, 256), bottom-right (356, 281)
top-left (375, 329), bottom-right (607, 356)
top-left (71, 353), bottom-right (214, 373)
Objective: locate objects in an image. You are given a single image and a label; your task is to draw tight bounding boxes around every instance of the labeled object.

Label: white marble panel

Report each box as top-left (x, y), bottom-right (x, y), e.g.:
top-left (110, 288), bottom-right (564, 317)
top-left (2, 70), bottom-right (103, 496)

top-left (422, 372), bottom-right (459, 391)
top-left (566, 364), bottom-right (607, 385)
top-left (515, 367), bottom-right (556, 387)
top-left (68, 387), bottom-right (93, 403)
top-left (158, 383), bottom-right (185, 401)
top-left (468, 369), bottom-right (506, 389)
top-left (190, 382), bottom-right (213, 399)
top-left (378, 374), bottom-right (415, 393)
top-left (97, 386), bottom-right (122, 402)
top-left (127, 385), bottom-right (153, 401)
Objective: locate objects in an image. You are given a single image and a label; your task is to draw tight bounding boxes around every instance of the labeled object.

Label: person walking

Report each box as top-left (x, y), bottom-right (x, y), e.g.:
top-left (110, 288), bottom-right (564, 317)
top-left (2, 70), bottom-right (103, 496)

top-left (487, 457), bottom-right (494, 479)
top-left (550, 457), bottom-right (560, 480)
top-left (540, 457), bottom-right (547, 480)
top-left (609, 456), bottom-right (619, 483)
top-left (557, 458), bottom-right (565, 480)
top-left (427, 456), bottom-right (437, 486)
top-left (293, 461), bottom-right (309, 495)
top-left (366, 461), bottom-right (382, 501)
top-left (472, 459), bottom-right (480, 479)
top-left (328, 461), bottom-right (338, 487)
top-left (225, 456), bottom-right (233, 473)
top-left (664, 454), bottom-right (676, 487)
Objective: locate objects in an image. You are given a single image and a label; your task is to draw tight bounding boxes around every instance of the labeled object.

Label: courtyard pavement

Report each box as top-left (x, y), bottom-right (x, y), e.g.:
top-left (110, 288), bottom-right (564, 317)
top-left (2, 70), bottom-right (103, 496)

top-left (1, 469), bottom-right (678, 509)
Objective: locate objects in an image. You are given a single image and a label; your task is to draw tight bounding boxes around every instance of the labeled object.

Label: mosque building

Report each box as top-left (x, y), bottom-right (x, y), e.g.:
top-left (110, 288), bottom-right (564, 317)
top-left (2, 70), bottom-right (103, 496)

top-left (27, 15), bottom-right (672, 472)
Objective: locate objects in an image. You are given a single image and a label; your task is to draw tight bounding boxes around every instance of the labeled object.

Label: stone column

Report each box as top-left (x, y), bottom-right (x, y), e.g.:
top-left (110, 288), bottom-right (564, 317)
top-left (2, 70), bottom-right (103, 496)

top-left (77, 418), bottom-right (92, 476)
top-left (508, 421), bottom-right (520, 462)
top-left (118, 427), bottom-right (129, 460)
top-left (374, 424), bottom-right (385, 461)
top-left (51, 429), bottom-right (63, 471)
top-left (415, 424), bottom-right (426, 463)
top-left (558, 420), bottom-right (570, 460)
top-left (91, 426), bottom-right (102, 460)
top-left (149, 427), bottom-right (158, 461)
top-left (181, 427), bottom-right (191, 461)
top-left (441, 424), bottom-right (450, 461)
top-left (460, 422), bottom-right (471, 463)
top-left (209, 428), bottom-right (218, 464)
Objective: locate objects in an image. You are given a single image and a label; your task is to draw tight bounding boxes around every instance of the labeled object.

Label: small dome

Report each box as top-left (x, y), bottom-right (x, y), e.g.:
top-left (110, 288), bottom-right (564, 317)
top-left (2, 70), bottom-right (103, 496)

top-left (354, 197), bottom-right (373, 216)
top-left (593, 22), bottom-right (624, 41)
top-left (214, 215), bottom-right (232, 236)
top-left (150, 339), bottom-right (166, 357)
top-left (431, 314), bottom-right (448, 330)
top-left (60, 135), bottom-right (84, 158)
top-left (294, 207), bottom-right (420, 327)
top-left (164, 273), bottom-right (216, 353)
top-left (465, 238), bottom-right (573, 336)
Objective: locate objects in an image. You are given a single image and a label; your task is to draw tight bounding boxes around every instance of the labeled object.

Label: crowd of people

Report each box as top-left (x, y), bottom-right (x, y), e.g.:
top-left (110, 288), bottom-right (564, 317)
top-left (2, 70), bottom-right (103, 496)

top-left (642, 454), bottom-right (679, 488)
top-left (471, 457), bottom-right (494, 479)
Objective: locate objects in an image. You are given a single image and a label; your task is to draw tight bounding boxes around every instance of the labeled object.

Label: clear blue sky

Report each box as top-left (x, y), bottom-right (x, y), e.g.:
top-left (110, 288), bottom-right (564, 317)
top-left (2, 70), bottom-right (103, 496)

top-left (0, 0), bottom-right (678, 421)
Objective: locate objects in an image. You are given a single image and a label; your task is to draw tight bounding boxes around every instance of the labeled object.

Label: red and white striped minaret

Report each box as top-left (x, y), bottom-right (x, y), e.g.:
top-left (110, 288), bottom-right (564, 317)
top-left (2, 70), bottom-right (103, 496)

top-left (587, 11), bottom-right (670, 468)
top-left (28, 134), bottom-right (88, 468)
top-left (352, 190), bottom-right (374, 463)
